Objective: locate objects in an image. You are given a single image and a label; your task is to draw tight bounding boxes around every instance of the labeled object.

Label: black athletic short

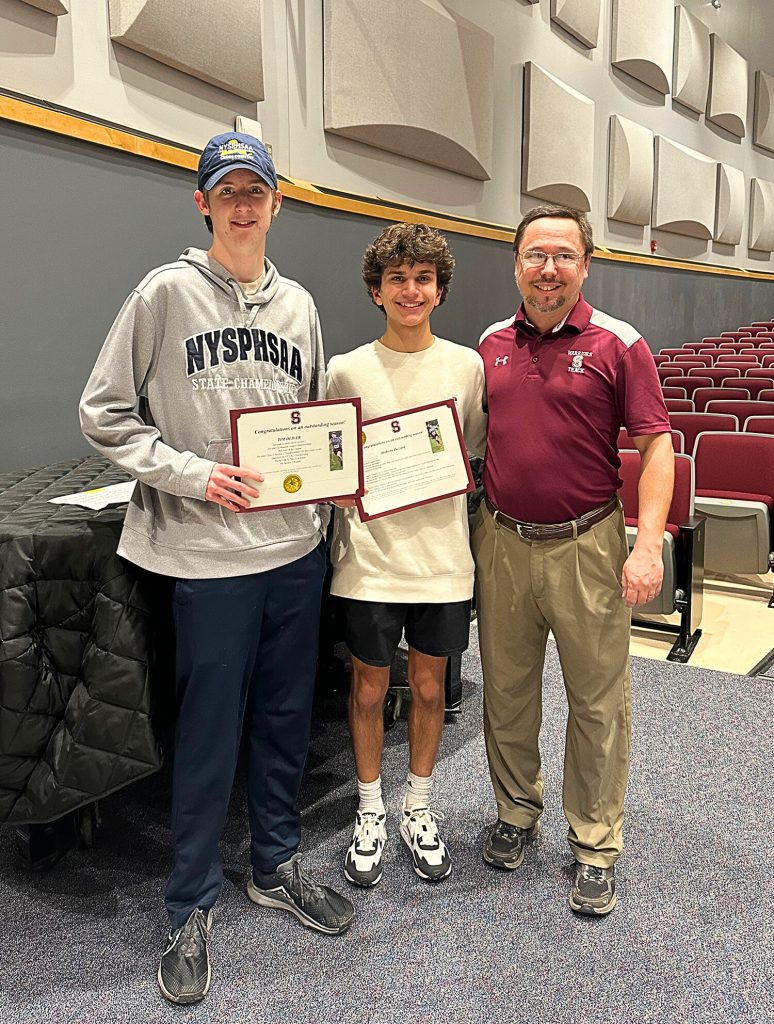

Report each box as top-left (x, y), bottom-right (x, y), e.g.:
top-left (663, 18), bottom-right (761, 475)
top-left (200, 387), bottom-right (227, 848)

top-left (341, 598), bottom-right (472, 668)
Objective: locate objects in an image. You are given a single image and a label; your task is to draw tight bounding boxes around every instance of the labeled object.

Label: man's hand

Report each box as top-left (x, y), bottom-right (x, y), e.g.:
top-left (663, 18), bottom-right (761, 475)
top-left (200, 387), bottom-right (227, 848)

top-left (621, 544), bottom-right (664, 608)
top-left (205, 464), bottom-right (263, 512)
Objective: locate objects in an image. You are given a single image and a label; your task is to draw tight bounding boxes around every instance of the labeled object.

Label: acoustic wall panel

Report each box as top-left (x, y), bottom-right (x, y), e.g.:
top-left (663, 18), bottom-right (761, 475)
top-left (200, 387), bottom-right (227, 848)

top-left (108, 0), bottom-right (263, 101)
top-left (749, 179), bottom-right (774, 252)
top-left (324, 1), bottom-right (494, 180)
top-left (19, 0), bottom-right (68, 12)
top-left (611, 0), bottom-right (673, 95)
top-left (550, 0), bottom-right (601, 50)
top-left (714, 164), bottom-right (745, 245)
top-left (607, 115), bottom-right (653, 226)
top-left (707, 34), bottom-right (748, 138)
top-left (522, 63), bottom-right (594, 211)
top-left (673, 5), bottom-right (710, 114)
top-left (753, 70), bottom-right (774, 154)
top-left (652, 137), bottom-right (716, 239)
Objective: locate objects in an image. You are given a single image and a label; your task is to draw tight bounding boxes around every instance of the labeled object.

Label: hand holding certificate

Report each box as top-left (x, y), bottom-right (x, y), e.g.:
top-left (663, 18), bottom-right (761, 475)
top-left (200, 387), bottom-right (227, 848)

top-left (357, 400), bottom-right (474, 521)
top-left (231, 398), bottom-right (363, 511)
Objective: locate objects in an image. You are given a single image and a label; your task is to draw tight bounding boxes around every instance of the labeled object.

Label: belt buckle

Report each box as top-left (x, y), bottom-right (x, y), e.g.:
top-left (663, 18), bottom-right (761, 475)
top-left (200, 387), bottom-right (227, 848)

top-left (517, 523), bottom-right (531, 540)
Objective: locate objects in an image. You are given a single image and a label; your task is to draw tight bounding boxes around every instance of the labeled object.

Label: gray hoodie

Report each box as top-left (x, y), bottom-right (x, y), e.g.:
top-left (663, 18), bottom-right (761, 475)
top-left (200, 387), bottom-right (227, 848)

top-left (80, 248), bottom-right (328, 578)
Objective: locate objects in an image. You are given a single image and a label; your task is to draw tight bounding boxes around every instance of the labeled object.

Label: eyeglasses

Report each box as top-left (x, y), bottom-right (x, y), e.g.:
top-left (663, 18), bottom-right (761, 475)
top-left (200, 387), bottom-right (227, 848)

top-left (519, 250), bottom-right (585, 268)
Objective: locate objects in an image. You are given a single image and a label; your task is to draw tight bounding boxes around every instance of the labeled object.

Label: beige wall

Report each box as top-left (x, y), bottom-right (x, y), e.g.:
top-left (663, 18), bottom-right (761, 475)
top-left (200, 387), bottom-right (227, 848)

top-left (1, 0), bottom-right (773, 271)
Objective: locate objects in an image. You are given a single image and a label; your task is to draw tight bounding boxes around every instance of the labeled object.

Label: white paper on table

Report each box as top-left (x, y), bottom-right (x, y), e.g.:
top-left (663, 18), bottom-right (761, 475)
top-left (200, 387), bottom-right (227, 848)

top-left (48, 480), bottom-right (136, 509)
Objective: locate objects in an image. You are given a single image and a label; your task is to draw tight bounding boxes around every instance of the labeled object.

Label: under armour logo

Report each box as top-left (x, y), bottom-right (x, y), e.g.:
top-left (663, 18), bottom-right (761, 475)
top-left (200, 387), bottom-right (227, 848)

top-left (494, 355), bottom-right (509, 367)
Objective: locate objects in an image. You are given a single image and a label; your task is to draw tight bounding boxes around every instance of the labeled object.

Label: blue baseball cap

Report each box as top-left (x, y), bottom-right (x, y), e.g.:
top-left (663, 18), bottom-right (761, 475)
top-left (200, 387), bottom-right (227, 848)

top-left (197, 132), bottom-right (277, 192)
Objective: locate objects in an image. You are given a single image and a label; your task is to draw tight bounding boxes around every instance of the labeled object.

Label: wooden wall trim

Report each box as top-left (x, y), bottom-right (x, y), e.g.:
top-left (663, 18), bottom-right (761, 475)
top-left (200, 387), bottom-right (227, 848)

top-left (2, 92), bottom-right (773, 282)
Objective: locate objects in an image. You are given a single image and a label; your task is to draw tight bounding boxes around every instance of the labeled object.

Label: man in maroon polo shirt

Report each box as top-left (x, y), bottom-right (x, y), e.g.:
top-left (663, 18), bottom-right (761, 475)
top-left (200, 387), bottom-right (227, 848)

top-left (472, 203), bottom-right (673, 916)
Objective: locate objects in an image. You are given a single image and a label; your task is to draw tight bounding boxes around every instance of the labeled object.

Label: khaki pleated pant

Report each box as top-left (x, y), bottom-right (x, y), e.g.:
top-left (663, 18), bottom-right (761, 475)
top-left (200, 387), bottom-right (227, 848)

top-left (472, 501), bottom-right (632, 867)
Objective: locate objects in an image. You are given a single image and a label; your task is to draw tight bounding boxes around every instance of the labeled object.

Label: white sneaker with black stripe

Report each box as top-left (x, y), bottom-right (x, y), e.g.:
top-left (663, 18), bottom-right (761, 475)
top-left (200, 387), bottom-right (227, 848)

top-left (400, 804), bottom-right (452, 882)
top-left (344, 810), bottom-right (387, 887)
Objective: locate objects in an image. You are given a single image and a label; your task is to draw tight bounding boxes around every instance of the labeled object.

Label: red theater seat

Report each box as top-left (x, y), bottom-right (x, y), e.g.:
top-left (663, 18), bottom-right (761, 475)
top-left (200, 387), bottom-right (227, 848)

top-left (692, 388), bottom-right (750, 411)
top-left (662, 386), bottom-right (688, 399)
top-left (693, 432), bottom-right (774, 603)
top-left (689, 367), bottom-right (741, 386)
top-left (664, 376), bottom-right (713, 397)
top-left (720, 332), bottom-right (754, 340)
top-left (704, 400), bottom-right (774, 421)
top-left (744, 368), bottom-right (774, 380)
top-left (744, 416), bottom-right (774, 434)
top-left (664, 398), bottom-right (694, 413)
top-left (672, 353), bottom-right (713, 366)
top-left (668, 412), bottom-right (738, 457)
top-left (618, 450), bottom-right (704, 661)
top-left (742, 379), bottom-right (774, 400)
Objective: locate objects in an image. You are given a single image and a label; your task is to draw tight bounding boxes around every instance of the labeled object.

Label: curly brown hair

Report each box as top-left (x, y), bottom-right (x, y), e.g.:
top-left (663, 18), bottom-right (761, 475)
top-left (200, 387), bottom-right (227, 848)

top-left (362, 222), bottom-right (455, 312)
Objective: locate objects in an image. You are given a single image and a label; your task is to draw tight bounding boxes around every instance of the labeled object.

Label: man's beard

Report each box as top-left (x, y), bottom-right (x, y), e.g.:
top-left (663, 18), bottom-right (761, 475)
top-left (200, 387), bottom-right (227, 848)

top-left (525, 292), bottom-right (567, 315)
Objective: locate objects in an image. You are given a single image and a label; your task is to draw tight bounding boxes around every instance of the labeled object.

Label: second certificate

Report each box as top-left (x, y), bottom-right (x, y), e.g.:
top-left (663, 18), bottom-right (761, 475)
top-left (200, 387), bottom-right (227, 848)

top-left (358, 400), bottom-right (474, 521)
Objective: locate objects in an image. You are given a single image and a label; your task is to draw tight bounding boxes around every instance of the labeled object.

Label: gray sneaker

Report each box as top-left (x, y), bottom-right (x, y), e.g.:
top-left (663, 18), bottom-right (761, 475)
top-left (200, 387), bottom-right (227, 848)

top-left (248, 853), bottom-right (355, 934)
top-left (482, 819), bottom-right (540, 869)
top-left (569, 862), bottom-right (617, 916)
top-left (157, 907), bottom-right (212, 1005)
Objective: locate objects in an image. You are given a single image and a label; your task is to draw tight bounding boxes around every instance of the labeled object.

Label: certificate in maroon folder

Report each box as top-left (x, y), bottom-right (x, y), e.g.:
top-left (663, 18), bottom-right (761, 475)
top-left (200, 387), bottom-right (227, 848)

top-left (357, 399), bottom-right (474, 522)
top-left (230, 398), bottom-right (363, 512)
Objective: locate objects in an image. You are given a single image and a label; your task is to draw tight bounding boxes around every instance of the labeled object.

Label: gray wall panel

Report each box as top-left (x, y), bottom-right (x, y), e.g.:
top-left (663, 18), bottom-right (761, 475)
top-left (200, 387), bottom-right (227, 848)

top-left (1, 123), bottom-right (772, 473)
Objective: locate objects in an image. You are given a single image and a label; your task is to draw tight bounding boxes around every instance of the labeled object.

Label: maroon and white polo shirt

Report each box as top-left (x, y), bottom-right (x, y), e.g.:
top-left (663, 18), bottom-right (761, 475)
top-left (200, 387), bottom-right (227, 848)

top-left (479, 295), bottom-right (670, 524)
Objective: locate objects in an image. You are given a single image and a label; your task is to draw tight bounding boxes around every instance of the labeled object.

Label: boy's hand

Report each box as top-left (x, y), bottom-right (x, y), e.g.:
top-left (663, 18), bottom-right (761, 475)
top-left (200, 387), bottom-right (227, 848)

top-left (205, 464), bottom-right (264, 512)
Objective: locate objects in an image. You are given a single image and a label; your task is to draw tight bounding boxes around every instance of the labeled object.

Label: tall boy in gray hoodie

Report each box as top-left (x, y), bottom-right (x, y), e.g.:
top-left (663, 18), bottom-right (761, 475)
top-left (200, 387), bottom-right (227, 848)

top-left (80, 132), bottom-right (354, 1006)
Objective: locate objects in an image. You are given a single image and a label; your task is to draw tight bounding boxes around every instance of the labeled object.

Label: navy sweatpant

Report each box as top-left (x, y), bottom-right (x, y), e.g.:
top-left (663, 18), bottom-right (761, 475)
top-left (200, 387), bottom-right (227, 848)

top-left (164, 541), bottom-right (326, 929)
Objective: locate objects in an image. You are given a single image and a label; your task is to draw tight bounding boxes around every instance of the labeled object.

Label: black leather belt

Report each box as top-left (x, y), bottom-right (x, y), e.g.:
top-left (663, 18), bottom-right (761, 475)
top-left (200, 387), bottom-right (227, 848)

top-left (484, 494), bottom-right (619, 541)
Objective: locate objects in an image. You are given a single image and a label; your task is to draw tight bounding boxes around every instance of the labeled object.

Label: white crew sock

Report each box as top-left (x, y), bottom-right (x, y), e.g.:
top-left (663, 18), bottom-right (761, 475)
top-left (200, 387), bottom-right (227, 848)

top-left (403, 770), bottom-right (433, 812)
top-left (357, 776), bottom-right (385, 816)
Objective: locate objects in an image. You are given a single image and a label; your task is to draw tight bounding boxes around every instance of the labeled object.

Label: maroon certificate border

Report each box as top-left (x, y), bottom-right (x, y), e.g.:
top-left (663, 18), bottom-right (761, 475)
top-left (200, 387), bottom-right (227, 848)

top-left (230, 397), bottom-right (364, 513)
top-left (356, 399), bottom-right (474, 522)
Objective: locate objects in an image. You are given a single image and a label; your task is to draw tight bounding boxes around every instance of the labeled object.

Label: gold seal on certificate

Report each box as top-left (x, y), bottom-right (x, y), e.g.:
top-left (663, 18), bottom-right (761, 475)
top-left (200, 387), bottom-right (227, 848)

top-left (357, 399), bottom-right (474, 521)
top-left (230, 399), bottom-right (363, 511)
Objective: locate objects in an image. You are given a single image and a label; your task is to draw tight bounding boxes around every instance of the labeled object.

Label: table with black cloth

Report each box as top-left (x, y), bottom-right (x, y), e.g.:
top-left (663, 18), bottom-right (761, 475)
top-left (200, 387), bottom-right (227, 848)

top-left (0, 456), bottom-right (173, 863)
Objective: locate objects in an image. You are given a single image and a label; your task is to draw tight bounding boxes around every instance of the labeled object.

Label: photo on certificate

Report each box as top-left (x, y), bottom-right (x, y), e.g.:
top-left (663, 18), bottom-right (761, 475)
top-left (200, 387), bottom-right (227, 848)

top-left (357, 399), bottom-right (474, 522)
top-left (230, 398), bottom-right (363, 511)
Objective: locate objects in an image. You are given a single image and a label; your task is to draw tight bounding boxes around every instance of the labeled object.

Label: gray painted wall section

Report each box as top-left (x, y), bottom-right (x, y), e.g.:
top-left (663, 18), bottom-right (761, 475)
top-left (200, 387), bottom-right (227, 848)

top-left (1, 122), bottom-right (772, 473)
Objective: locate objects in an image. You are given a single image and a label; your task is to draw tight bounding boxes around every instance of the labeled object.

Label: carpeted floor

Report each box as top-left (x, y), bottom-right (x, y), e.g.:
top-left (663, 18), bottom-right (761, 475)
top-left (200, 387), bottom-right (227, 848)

top-left (1, 627), bottom-right (772, 1024)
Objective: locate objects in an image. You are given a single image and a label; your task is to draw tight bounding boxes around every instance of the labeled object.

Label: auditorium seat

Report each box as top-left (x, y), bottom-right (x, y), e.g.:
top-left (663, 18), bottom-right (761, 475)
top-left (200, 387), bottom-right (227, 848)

top-left (761, 355), bottom-right (774, 368)
top-left (744, 416), bottom-right (774, 434)
top-left (750, 322), bottom-right (774, 329)
top-left (658, 364), bottom-right (688, 382)
top-left (667, 411), bottom-right (738, 456)
top-left (662, 386), bottom-right (688, 399)
top-left (653, 353), bottom-right (670, 367)
top-left (721, 332), bottom-right (754, 341)
top-left (664, 376), bottom-right (713, 398)
top-left (741, 379), bottom-right (774, 400)
top-left (704, 400), bottom-right (774, 421)
top-left (717, 342), bottom-right (756, 353)
top-left (690, 367), bottom-right (741, 386)
top-left (692, 387), bottom-right (749, 412)
top-left (659, 348), bottom-right (687, 358)
top-left (715, 356), bottom-right (759, 368)
top-left (664, 398), bottom-right (694, 413)
top-left (744, 368), bottom-right (774, 381)
top-left (618, 450), bottom-right (704, 661)
top-left (759, 389), bottom-right (774, 403)
top-left (693, 432), bottom-right (774, 605)
top-left (672, 353), bottom-right (713, 366)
